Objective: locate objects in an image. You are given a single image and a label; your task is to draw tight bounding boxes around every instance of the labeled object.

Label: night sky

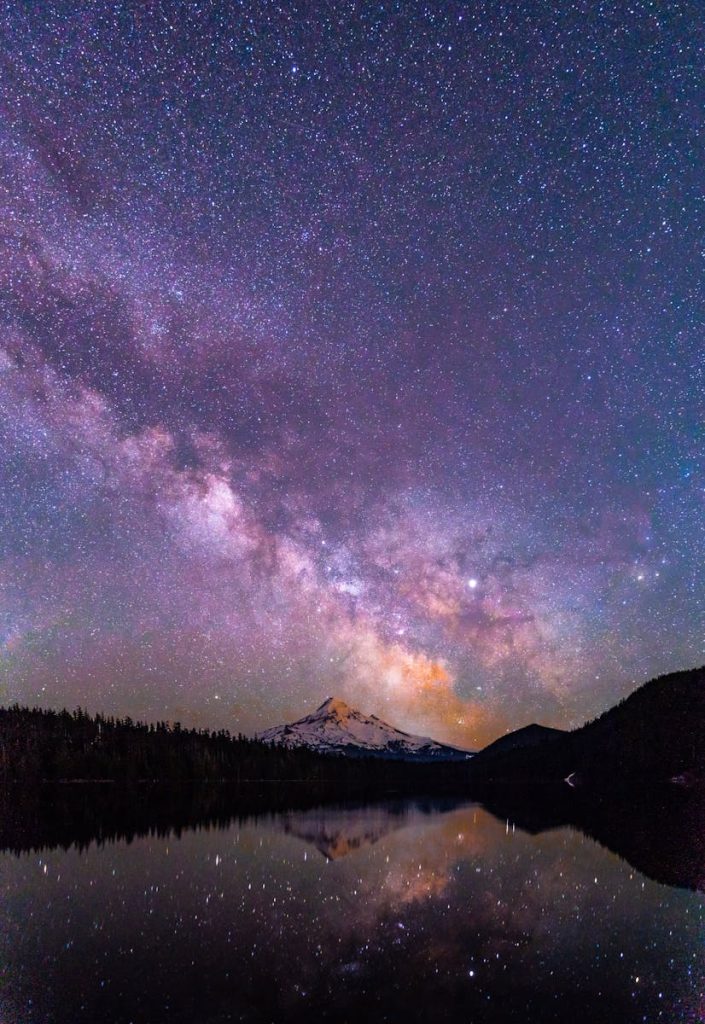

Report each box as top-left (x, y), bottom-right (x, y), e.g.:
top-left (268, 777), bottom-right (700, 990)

top-left (1, 1), bottom-right (703, 746)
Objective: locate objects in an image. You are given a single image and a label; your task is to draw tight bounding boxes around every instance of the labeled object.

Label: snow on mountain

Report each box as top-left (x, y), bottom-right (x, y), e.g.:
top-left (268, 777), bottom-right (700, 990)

top-left (256, 697), bottom-right (474, 761)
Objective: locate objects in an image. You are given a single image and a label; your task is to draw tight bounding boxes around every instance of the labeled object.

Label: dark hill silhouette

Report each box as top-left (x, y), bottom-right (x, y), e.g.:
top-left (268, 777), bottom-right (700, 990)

top-left (477, 723), bottom-right (565, 759)
top-left (470, 666), bottom-right (705, 783)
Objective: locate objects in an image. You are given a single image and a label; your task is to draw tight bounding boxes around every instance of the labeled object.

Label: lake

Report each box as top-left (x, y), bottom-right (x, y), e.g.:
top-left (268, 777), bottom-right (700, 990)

top-left (0, 792), bottom-right (703, 1023)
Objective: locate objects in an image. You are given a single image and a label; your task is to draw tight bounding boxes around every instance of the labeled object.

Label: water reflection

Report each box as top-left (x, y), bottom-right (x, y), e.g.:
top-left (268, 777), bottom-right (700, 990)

top-left (479, 783), bottom-right (705, 893)
top-left (276, 797), bottom-right (465, 860)
top-left (0, 788), bottom-right (703, 1023)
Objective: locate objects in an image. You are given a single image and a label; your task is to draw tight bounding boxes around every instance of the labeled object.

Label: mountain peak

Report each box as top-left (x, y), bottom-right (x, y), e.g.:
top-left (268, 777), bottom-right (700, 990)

top-left (314, 697), bottom-right (353, 718)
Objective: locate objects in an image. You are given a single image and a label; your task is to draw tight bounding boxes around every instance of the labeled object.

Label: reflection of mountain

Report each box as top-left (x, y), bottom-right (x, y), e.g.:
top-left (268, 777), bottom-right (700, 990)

top-left (279, 804), bottom-right (407, 859)
top-left (274, 788), bottom-right (705, 891)
top-left (276, 799), bottom-right (464, 859)
top-left (0, 784), bottom-right (469, 858)
top-left (0, 782), bottom-right (703, 893)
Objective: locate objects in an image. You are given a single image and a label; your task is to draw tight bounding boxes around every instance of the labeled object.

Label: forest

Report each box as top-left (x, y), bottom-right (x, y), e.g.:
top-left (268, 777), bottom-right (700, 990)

top-left (0, 704), bottom-right (471, 787)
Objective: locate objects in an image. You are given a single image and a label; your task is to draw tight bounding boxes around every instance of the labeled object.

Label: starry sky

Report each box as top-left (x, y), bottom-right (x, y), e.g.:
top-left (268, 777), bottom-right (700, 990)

top-left (0, 1), bottom-right (703, 746)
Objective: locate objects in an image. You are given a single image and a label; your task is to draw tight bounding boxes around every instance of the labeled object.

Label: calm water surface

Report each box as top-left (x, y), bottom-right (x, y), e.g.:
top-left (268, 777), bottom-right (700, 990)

top-left (1, 797), bottom-right (703, 1023)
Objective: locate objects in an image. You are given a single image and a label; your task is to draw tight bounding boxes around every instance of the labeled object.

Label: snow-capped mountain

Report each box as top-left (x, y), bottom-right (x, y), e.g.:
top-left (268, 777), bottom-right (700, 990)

top-left (257, 697), bottom-right (474, 761)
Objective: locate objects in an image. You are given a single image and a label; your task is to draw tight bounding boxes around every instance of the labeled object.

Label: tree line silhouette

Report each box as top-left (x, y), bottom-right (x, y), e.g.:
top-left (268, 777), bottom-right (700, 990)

top-left (0, 705), bottom-right (471, 786)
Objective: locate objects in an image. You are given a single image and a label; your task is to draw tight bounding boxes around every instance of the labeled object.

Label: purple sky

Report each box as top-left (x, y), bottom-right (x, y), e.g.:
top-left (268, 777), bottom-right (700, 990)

top-left (1, 1), bottom-right (703, 745)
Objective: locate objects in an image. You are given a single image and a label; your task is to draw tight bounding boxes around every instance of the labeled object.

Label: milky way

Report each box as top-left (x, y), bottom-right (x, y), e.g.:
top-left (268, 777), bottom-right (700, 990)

top-left (0, 2), bottom-right (703, 745)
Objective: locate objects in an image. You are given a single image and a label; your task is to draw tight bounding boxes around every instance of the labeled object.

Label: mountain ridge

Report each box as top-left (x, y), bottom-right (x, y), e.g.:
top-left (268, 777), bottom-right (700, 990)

top-left (257, 696), bottom-right (474, 761)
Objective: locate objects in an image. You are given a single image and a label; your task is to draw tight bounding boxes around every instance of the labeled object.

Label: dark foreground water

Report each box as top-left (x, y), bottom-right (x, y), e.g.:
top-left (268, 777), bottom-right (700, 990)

top-left (0, 788), bottom-right (703, 1023)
